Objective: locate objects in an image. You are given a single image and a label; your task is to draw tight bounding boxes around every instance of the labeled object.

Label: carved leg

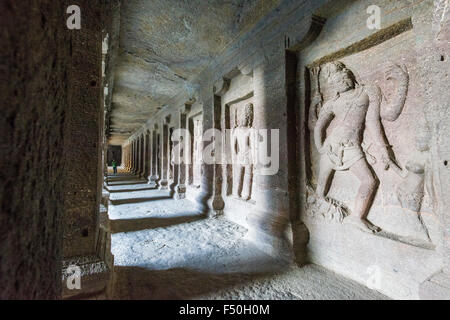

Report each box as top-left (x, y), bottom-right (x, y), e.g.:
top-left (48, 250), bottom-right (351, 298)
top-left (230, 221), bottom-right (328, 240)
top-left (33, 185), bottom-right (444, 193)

top-left (316, 155), bottom-right (334, 198)
top-left (233, 164), bottom-right (243, 198)
top-left (241, 165), bottom-right (253, 200)
top-left (346, 158), bottom-right (381, 233)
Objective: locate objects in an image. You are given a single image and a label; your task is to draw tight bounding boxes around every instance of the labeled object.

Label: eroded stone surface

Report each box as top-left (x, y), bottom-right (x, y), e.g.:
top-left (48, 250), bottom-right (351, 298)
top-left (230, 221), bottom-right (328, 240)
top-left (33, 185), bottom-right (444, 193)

top-left (109, 0), bottom-right (282, 143)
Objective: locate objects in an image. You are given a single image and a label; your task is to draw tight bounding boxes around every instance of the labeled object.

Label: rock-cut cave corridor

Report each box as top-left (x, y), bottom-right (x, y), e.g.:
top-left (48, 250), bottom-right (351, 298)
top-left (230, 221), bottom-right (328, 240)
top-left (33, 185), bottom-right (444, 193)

top-left (106, 170), bottom-right (386, 299)
top-left (1, 0), bottom-right (449, 301)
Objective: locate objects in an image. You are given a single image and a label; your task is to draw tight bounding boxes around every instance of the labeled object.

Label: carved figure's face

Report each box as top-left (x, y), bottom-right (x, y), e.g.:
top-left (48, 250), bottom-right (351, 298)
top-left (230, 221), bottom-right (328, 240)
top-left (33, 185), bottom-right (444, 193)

top-left (329, 68), bottom-right (355, 93)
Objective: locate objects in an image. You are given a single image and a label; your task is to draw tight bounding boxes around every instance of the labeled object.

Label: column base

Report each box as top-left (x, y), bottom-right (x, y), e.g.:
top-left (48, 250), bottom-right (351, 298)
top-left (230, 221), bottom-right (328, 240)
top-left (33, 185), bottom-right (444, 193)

top-left (147, 176), bottom-right (157, 188)
top-left (158, 179), bottom-right (168, 190)
top-left (174, 184), bottom-right (186, 199)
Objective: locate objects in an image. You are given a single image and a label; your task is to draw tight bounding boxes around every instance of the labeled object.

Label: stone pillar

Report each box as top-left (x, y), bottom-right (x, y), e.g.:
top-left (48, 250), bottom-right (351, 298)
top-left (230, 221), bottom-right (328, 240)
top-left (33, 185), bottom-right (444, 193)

top-left (174, 106), bottom-right (190, 199)
top-left (136, 137), bottom-right (140, 175)
top-left (61, 0), bottom-right (114, 299)
top-left (138, 134), bottom-right (143, 177)
top-left (141, 135), bottom-right (145, 177)
top-left (168, 126), bottom-right (178, 196)
top-left (144, 131), bottom-right (150, 179)
top-left (148, 126), bottom-right (158, 187)
top-left (130, 141), bottom-right (133, 172)
top-left (126, 144), bottom-right (131, 170)
top-left (125, 144), bottom-right (130, 170)
top-left (194, 92), bottom-right (216, 215)
top-left (155, 127), bottom-right (161, 186)
top-left (135, 138), bottom-right (139, 174)
top-left (208, 81), bottom-right (228, 215)
top-left (132, 140), bottom-right (136, 174)
top-left (159, 120), bottom-right (169, 189)
top-left (137, 136), bottom-right (143, 176)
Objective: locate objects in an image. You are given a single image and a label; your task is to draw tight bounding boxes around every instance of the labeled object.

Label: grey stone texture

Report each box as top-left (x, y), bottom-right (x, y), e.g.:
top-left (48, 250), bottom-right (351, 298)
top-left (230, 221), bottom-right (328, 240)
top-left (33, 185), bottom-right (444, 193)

top-left (121, 0), bottom-right (449, 299)
top-left (109, 176), bottom-right (388, 300)
top-left (0, 0), bottom-right (70, 299)
top-left (1, 0), bottom-right (449, 300)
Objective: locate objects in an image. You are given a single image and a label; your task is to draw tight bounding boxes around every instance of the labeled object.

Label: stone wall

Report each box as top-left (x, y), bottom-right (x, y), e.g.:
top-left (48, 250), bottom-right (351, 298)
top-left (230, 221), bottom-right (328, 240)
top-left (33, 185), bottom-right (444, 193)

top-left (62, 0), bottom-right (104, 259)
top-left (294, 0), bottom-right (449, 299)
top-left (0, 0), bottom-right (70, 299)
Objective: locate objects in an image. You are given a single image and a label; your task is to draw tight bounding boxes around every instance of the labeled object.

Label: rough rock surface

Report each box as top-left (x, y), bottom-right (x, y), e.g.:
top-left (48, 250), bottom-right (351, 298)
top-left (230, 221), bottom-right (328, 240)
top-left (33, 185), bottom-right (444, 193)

top-left (0, 0), bottom-right (70, 299)
top-left (109, 0), bottom-right (281, 143)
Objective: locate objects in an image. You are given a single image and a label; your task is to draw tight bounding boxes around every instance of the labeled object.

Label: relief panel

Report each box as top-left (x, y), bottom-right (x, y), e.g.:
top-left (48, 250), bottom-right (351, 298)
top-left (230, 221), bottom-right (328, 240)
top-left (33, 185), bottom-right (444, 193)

top-left (304, 26), bottom-right (438, 249)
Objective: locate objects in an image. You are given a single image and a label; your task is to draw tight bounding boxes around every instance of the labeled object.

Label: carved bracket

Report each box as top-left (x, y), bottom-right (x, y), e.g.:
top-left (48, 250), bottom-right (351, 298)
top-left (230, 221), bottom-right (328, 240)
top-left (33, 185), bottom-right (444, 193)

top-left (213, 78), bottom-right (230, 96)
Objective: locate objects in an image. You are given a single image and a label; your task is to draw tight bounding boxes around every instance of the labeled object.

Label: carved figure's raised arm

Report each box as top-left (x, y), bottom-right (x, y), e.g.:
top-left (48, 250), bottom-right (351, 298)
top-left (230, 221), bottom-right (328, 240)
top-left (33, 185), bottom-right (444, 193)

top-left (424, 160), bottom-right (436, 204)
top-left (389, 161), bottom-right (407, 178)
top-left (308, 67), bottom-right (323, 131)
top-left (380, 64), bottom-right (409, 121)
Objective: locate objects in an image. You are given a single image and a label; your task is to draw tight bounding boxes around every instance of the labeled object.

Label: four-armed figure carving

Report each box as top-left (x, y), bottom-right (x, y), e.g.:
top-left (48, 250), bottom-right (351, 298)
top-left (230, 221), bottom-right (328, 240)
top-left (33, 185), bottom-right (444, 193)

top-left (232, 103), bottom-right (255, 200)
top-left (310, 61), bottom-right (408, 233)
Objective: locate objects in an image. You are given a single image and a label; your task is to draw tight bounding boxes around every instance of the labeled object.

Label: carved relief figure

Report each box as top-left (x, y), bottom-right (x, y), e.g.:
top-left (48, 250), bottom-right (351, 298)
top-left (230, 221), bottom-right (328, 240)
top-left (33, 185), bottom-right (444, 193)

top-left (193, 118), bottom-right (203, 187)
top-left (309, 61), bottom-right (408, 233)
top-left (232, 103), bottom-right (254, 200)
top-left (389, 128), bottom-right (434, 240)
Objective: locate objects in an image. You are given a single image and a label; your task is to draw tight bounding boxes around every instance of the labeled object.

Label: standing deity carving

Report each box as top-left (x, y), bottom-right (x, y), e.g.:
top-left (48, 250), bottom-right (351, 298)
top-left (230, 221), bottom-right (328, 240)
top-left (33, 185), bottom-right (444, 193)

top-left (308, 61), bottom-right (409, 233)
top-left (232, 103), bottom-right (255, 201)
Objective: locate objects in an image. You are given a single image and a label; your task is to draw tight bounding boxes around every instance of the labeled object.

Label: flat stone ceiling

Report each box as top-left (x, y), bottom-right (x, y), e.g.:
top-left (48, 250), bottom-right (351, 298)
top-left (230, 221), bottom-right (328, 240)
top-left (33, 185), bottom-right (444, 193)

top-left (109, 0), bottom-right (281, 144)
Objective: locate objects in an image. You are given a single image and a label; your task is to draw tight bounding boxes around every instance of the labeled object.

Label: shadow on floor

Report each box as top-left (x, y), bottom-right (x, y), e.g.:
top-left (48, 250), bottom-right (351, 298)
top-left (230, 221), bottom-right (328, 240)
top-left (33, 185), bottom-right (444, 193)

top-left (111, 214), bottom-right (206, 233)
top-left (110, 196), bottom-right (173, 205)
top-left (107, 181), bottom-right (148, 186)
top-left (107, 186), bottom-right (157, 193)
top-left (112, 262), bottom-right (289, 300)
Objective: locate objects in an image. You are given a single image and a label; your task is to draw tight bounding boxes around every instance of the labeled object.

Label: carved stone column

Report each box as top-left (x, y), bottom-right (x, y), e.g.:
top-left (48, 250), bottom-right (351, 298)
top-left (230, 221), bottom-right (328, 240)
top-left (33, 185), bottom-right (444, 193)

top-left (144, 130), bottom-right (150, 179)
top-left (136, 137), bottom-right (140, 175)
top-left (122, 145), bottom-right (125, 170)
top-left (129, 143), bottom-right (132, 170)
top-left (209, 79), bottom-right (230, 215)
top-left (131, 140), bottom-right (137, 174)
top-left (174, 105), bottom-right (191, 199)
top-left (148, 125), bottom-right (158, 187)
top-left (61, 0), bottom-right (115, 299)
top-left (194, 92), bottom-right (217, 215)
top-left (133, 140), bottom-right (137, 173)
top-left (137, 135), bottom-right (142, 177)
top-left (141, 133), bottom-right (148, 179)
top-left (141, 134), bottom-right (146, 177)
top-left (126, 144), bottom-right (131, 170)
top-left (159, 119), bottom-right (169, 189)
top-left (139, 135), bottom-right (145, 177)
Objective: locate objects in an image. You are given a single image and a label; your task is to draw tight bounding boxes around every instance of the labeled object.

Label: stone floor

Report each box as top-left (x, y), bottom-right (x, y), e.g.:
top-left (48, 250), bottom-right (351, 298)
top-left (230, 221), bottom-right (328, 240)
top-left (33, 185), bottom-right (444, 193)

top-left (107, 173), bottom-right (389, 300)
